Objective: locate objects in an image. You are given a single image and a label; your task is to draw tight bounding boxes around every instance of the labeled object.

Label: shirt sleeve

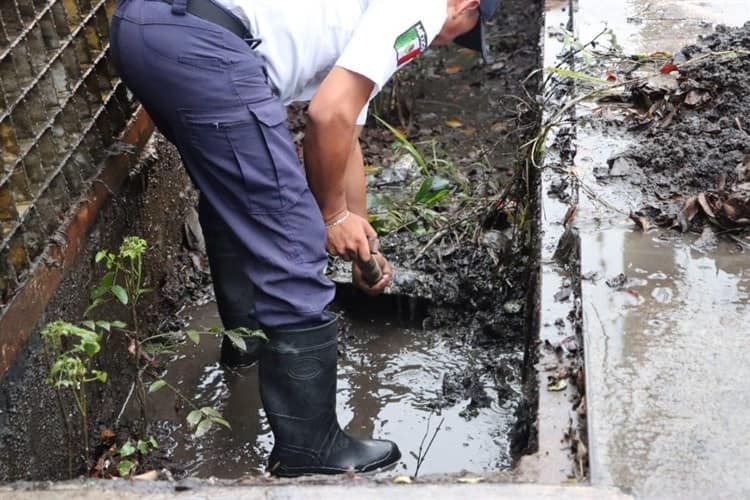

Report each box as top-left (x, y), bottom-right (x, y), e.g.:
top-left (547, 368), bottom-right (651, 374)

top-left (356, 102), bottom-right (370, 126)
top-left (336, 0), bottom-right (447, 97)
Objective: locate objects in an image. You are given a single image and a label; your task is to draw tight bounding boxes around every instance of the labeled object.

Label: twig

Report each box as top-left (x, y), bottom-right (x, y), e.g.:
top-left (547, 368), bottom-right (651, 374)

top-left (115, 381), bottom-right (136, 427)
top-left (413, 414), bottom-right (445, 479)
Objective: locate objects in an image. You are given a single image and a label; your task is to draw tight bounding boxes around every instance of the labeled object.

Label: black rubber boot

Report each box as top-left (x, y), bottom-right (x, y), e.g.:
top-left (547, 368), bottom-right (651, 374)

top-left (259, 317), bottom-right (401, 477)
top-left (200, 198), bottom-right (264, 369)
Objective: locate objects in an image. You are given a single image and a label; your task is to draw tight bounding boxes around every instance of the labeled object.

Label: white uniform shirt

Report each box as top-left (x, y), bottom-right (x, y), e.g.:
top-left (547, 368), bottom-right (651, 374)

top-left (215, 0), bottom-right (447, 124)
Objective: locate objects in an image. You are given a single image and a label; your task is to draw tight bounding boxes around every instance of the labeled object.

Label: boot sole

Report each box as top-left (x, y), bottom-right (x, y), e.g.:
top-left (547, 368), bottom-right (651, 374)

top-left (270, 449), bottom-right (402, 478)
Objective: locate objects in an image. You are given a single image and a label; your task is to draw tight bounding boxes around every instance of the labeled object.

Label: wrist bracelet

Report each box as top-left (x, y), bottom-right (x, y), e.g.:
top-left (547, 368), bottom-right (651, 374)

top-left (325, 210), bottom-right (351, 229)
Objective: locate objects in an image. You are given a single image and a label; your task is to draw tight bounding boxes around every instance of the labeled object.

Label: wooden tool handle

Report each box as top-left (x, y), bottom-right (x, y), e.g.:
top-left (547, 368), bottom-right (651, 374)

top-left (358, 256), bottom-right (383, 287)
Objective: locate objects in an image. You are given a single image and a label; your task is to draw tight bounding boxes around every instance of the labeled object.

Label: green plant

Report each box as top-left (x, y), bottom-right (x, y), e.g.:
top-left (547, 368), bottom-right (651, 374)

top-left (87, 236), bottom-right (152, 433)
top-left (42, 236), bottom-right (267, 476)
top-left (41, 320), bottom-right (110, 474)
top-left (116, 436), bottom-right (158, 477)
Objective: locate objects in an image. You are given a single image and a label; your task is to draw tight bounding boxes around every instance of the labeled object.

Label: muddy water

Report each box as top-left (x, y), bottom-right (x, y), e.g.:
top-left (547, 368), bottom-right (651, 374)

top-left (148, 300), bottom-right (522, 478)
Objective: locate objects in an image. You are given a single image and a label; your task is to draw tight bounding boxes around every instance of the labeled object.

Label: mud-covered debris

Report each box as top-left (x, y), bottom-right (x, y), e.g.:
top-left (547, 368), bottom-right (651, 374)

top-left (629, 211), bottom-right (654, 232)
top-left (503, 300), bottom-right (523, 314)
top-left (606, 273), bottom-right (628, 289)
top-left (547, 177), bottom-right (571, 202)
top-left (605, 23), bottom-right (750, 235)
top-left (607, 156), bottom-right (638, 177)
top-left (547, 378), bottom-right (568, 392)
top-left (554, 285), bottom-right (572, 302)
top-left (481, 230), bottom-right (511, 251)
top-left (553, 227), bottom-right (580, 266)
top-left (184, 207), bottom-right (206, 254)
top-left (375, 154), bottom-right (419, 186)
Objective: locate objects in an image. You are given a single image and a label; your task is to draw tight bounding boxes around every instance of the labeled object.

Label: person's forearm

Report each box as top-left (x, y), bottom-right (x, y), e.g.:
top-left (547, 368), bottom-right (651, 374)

top-left (344, 130), bottom-right (367, 218)
top-left (304, 112), bottom-right (354, 221)
top-left (304, 68), bottom-right (373, 221)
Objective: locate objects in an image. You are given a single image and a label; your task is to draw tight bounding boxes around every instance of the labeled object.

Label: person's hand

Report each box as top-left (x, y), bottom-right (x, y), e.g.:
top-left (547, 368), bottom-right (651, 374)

top-left (325, 211), bottom-right (376, 263)
top-left (352, 252), bottom-right (393, 296)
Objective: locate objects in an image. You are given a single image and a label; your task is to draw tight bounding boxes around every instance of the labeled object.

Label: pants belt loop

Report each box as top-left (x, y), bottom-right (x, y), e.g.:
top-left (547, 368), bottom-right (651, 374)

top-left (171, 0), bottom-right (188, 15)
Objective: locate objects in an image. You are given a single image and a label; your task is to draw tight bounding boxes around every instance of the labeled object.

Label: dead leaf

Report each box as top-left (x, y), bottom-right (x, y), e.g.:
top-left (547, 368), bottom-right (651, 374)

top-left (576, 396), bottom-right (587, 416)
top-left (445, 65), bottom-right (463, 74)
top-left (134, 470), bottom-right (159, 481)
top-left (547, 378), bottom-right (568, 392)
top-left (100, 428), bottom-right (116, 440)
top-left (445, 117), bottom-right (463, 128)
top-left (659, 62), bottom-right (679, 74)
top-left (697, 192), bottom-right (716, 218)
top-left (457, 477), bottom-right (484, 484)
top-left (604, 70), bottom-right (617, 82)
top-left (629, 212), bottom-right (653, 232)
top-left (684, 89), bottom-right (711, 107)
top-left (563, 204), bottom-right (578, 227)
top-left (462, 127), bottom-right (478, 136)
top-left (490, 121), bottom-right (508, 133)
top-left (678, 195), bottom-right (700, 232)
top-left (393, 475), bottom-right (413, 484)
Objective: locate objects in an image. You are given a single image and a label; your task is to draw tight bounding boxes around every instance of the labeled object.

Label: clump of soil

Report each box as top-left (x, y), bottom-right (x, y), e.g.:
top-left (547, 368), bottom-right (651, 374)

top-left (623, 22), bottom-right (750, 229)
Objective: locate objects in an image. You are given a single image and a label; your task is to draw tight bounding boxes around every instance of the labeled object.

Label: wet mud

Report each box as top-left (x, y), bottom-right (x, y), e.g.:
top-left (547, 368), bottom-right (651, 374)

top-left (610, 23), bottom-right (750, 230)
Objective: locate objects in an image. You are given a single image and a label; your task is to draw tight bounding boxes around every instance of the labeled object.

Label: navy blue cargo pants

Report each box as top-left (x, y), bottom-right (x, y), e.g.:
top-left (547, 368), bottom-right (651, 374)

top-left (110, 0), bottom-right (335, 328)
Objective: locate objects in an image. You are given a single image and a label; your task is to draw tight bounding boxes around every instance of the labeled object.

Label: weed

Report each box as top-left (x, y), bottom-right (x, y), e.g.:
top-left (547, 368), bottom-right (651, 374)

top-left (42, 236), bottom-right (266, 476)
top-left (41, 320), bottom-right (109, 475)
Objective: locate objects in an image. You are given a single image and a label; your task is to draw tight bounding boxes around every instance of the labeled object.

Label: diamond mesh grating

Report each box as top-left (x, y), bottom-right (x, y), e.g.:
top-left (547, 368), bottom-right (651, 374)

top-left (0, 0), bottom-right (133, 306)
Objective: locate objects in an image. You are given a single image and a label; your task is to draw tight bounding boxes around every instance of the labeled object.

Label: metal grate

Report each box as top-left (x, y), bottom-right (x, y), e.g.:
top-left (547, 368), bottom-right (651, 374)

top-left (0, 0), bottom-right (133, 306)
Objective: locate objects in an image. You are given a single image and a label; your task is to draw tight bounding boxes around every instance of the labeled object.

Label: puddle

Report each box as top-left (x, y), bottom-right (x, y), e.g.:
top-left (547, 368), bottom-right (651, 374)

top-left (148, 299), bottom-right (524, 479)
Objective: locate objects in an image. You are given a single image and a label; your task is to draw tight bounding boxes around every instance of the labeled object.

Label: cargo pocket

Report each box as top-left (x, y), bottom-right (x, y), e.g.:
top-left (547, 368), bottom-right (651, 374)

top-left (241, 99), bottom-right (308, 211)
top-left (181, 98), bottom-right (299, 214)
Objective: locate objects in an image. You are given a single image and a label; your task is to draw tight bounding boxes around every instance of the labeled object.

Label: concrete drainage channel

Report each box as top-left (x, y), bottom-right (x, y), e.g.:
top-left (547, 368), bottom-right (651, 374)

top-left (0, 0), bottom-right (617, 497)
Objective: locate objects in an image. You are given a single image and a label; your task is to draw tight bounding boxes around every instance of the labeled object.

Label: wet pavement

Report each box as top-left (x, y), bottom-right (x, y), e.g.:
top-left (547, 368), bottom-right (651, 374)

top-left (148, 300), bottom-right (523, 478)
top-left (558, 0), bottom-right (750, 497)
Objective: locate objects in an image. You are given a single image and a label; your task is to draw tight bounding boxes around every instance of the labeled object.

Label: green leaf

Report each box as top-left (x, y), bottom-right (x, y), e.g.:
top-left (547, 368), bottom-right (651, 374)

top-left (95, 250), bottom-right (108, 263)
top-left (422, 189), bottom-right (450, 208)
top-left (119, 440), bottom-right (136, 458)
top-left (82, 320), bottom-right (96, 330)
top-left (149, 436), bottom-right (158, 448)
top-left (195, 419), bottom-right (213, 437)
top-left (95, 321), bottom-right (111, 332)
top-left (111, 285), bottom-right (128, 305)
top-left (110, 321), bottom-right (127, 330)
top-left (148, 380), bottom-right (167, 393)
top-left (187, 409), bottom-right (203, 426)
top-left (212, 416), bottom-right (231, 429)
top-left (185, 330), bottom-right (200, 345)
top-left (233, 327), bottom-right (268, 342)
top-left (117, 460), bottom-right (136, 477)
top-left (200, 407), bottom-right (222, 418)
top-left (92, 370), bottom-right (108, 383)
top-left (136, 440), bottom-right (149, 455)
top-left (414, 177), bottom-right (450, 205)
top-left (82, 340), bottom-right (100, 358)
top-left (91, 272), bottom-right (115, 300)
top-left (225, 331), bottom-right (246, 351)
top-left (84, 297), bottom-right (106, 318)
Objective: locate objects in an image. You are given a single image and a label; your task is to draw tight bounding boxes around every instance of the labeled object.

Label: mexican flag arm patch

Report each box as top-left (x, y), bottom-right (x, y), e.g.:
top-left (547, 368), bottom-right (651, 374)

top-left (394, 21), bottom-right (428, 66)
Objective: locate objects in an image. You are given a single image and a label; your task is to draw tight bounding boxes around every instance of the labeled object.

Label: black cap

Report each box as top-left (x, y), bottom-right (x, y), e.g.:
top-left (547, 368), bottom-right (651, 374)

top-left (454, 0), bottom-right (499, 63)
